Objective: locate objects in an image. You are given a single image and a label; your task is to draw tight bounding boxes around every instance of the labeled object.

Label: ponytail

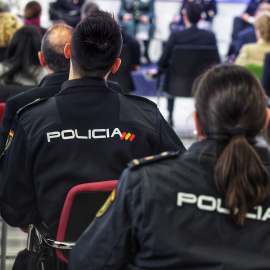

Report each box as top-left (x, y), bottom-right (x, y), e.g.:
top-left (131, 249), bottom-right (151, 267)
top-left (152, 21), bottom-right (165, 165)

top-left (214, 134), bottom-right (269, 225)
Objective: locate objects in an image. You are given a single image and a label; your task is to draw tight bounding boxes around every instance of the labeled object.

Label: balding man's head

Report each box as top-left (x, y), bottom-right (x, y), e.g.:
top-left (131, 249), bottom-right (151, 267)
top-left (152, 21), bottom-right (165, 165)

top-left (41, 24), bottom-right (74, 72)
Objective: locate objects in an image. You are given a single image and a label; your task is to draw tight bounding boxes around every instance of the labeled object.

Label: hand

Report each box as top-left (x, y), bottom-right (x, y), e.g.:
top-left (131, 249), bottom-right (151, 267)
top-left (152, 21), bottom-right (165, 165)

top-left (241, 13), bottom-right (250, 22)
top-left (140, 15), bottom-right (149, 24)
top-left (123, 13), bottom-right (133, 22)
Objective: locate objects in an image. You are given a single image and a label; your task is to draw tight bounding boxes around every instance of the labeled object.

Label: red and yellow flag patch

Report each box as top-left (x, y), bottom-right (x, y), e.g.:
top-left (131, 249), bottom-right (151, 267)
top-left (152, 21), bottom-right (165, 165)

top-left (4, 130), bottom-right (14, 151)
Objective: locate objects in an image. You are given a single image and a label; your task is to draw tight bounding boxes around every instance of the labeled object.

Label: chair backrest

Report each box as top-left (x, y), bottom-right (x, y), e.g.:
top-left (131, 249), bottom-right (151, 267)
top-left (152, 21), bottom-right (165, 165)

top-left (163, 45), bottom-right (220, 97)
top-left (56, 180), bottom-right (119, 264)
top-left (245, 64), bottom-right (263, 80)
top-left (108, 45), bottom-right (135, 93)
top-left (0, 103), bottom-right (5, 126)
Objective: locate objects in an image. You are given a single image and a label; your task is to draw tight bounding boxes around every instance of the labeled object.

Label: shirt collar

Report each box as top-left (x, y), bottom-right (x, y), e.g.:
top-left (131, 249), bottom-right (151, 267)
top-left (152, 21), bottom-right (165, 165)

top-left (39, 72), bottom-right (69, 87)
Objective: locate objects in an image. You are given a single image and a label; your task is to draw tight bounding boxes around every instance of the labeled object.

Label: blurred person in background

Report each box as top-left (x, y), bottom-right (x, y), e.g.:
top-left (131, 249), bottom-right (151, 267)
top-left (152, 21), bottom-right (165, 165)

top-left (23, 1), bottom-right (47, 36)
top-left (235, 13), bottom-right (270, 66)
top-left (0, 25), bottom-right (46, 87)
top-left (0, 12), bottom-right (20, 61)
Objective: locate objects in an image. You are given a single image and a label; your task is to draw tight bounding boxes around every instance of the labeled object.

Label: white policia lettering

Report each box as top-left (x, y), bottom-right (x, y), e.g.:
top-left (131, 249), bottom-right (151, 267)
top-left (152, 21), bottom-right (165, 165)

top-left (47, 128), bottom-right (122, 142)
top-left (177, 192), bottom-right (270, 221)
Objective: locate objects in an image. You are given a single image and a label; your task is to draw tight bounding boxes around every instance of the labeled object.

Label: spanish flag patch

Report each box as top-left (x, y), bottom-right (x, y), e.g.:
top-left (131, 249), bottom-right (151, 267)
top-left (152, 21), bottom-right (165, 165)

top-left (96, 189), bottom-right (116, 217)
top-left (4, 130), bottom-right (14, 151)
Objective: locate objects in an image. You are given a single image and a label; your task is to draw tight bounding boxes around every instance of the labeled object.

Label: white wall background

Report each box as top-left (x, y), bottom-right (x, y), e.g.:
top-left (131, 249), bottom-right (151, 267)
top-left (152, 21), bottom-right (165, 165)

top-left (6, 0), bottom-right (247, 59)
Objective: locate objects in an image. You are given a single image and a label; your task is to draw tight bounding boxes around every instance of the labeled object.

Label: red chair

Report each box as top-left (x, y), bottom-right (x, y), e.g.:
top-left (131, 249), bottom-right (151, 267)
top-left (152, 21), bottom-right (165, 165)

top-left (0, 103), bottom-right (5, 126)
top-left (27, 180), bottom-right (119, 268)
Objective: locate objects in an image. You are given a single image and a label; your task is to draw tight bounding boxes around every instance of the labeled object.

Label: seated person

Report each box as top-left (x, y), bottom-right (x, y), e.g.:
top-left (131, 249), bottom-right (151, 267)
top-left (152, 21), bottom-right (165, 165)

top-left (170, 0), bottom-right (217, 32)
top-left (0, 10), bottom-right (185, 240)
top-left (0, 25), bottom-right (47, 87)
top-left (0, 12), bottom-right (20, 61)
top-left (228, 0), bottom-right (270, 57)
top-left (69, 64), bottom-right (270, 270)
top-left (118, 0), bottom-right (155, 63)
top-left (23, 1), bottom-right (47, 36)
top-left (147, 3), bottom-right (218, 126)
top-left (50, 0), bottom-right (85, 27)
top-left (235, 13), bottom-right (270, 67)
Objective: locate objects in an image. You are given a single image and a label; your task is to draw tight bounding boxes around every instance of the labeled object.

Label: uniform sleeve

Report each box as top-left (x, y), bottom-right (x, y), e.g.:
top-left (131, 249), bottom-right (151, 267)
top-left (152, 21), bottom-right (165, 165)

top-left (0, 117), bottom-right (41, 227)
top-left (0, 104), bottom-right (13, 153)
top-left (156, 109), bottom-right (186, 153)
top-left (234, 45), bottom-right (249, 66)
top-left (143, 0), bottom-right (154, 21)
top-left (69, 168), bottom-right (139, 270)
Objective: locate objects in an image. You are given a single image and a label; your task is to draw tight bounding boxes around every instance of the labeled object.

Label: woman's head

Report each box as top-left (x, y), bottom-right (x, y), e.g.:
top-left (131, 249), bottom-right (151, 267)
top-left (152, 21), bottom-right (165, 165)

top-left (24, 1), bottom-right (41, 20)
top-left (0, 13), bottom-right (20, 47)
top-left (2, 25), bottom-right (42, 84)
top-left (255, 13), bottom-right (270, 42)
top-left (194, 64), bottom-right (267, 139)
top-left (6, 25), bottom-right (41, 66)
top-left (193, 64), bottom-right (270, 225)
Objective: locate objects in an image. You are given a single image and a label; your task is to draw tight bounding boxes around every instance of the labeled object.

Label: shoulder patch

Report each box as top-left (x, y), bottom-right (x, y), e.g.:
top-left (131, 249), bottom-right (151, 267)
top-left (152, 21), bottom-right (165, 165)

top-left (16, 97), bottom-right (49, 116)
top-left (128, 151), bottom-right (180, 170)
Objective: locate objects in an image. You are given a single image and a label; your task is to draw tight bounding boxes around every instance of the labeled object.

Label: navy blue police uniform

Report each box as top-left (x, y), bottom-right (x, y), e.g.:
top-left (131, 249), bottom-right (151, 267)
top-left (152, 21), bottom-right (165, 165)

top-left (69, 138), bottom-right (270, 270)
top-left (0, 77), bottom-right (185, 237)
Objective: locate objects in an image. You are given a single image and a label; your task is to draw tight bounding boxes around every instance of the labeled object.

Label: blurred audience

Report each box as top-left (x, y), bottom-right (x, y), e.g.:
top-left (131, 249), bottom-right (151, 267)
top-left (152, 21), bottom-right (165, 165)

top-left (24, 1), bottom-right (47, 36)
top-left (170, 0), bottom-right (217, 32)
top-left (0, 1), bottom-right (10, 13)
top-left (228, 0), bottom-right (270, 58)
top-left (0, 25), bottom-right (46, 87)
top-left (0, 12), bottom-right (20, 61)
top-left (261, 52), bottom-right (270, 96)
top-left (235, 13), bottom-right (270, 66)
top-left (156, 3), bottom-right (218, 126)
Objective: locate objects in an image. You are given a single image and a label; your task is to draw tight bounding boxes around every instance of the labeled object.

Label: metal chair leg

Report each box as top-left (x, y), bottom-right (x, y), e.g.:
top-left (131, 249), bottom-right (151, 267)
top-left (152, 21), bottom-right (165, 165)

top-left (1, 219), bottom-right (8, 270)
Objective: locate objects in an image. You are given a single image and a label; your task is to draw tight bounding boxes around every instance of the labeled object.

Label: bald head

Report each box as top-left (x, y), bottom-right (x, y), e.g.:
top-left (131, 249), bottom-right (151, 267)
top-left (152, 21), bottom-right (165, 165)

top-left (41, 24), bottom-right (74, 72)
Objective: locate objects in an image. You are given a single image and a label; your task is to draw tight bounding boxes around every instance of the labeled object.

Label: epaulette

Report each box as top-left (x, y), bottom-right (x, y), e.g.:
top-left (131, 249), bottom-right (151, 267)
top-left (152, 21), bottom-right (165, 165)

top-left (128, 151), bottom-right (180, 170)
top-left (16, 97), bottom-right (50, 117)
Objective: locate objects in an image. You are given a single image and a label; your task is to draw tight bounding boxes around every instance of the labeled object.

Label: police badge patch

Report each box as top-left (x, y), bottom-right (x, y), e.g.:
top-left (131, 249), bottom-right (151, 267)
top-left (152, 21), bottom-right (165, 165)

top-left (4, 130), bottom-right (14, 151)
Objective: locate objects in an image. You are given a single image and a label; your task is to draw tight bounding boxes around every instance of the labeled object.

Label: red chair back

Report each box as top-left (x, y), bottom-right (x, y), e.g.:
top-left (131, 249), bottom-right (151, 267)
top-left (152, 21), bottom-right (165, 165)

top-left (56, 180), bottom-right (119, 264)
top-left (0, 103), bottom-right (5, 126)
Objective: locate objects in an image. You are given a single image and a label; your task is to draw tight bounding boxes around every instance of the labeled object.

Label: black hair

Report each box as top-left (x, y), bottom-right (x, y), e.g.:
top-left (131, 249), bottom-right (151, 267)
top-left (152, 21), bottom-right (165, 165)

top-left (193, 64), bottom-right (269, 225)
top-left (186, 2), bottom-right (202, 25)
top-left (71, 10), bottom-right (122, 78)
top-left (81, 1), bottom-right (99, 18)
top-left (41, 24), bottom-right (73, 72)
top-left (0, 25), bottom-right (42, 85)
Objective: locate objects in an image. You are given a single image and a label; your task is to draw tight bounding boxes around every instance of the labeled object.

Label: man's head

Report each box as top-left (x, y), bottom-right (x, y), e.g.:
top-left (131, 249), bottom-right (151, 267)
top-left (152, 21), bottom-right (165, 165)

top-left (65, 10), bottom-right (122, 79)
top-left (38, 24), bottom-right (74, 73)
top-left (81, 1), bottom-right (99, 19)
top-left (183, 3), bottom-right (202, 26)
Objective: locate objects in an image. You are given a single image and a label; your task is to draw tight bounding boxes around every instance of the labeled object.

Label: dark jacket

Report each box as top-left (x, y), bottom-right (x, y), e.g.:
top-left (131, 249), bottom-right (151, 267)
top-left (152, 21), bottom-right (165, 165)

top-left (158, 25), bottom-right (217, 71)
top-left (69, 139), bottom-right (270, 270)
top-left (0, 72), bottom-right (123, 153)
top-left (0, 77), bottom-right (185, 237)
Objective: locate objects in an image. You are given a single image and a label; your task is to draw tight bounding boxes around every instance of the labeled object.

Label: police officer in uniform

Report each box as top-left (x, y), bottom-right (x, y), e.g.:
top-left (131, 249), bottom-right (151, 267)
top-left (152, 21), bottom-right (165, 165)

top-left (119, 0), bottom-right (155, 63)
top-left (69, 65), bottom-right (270, 270)
top-left (0, 10), bottom-right (185, 238)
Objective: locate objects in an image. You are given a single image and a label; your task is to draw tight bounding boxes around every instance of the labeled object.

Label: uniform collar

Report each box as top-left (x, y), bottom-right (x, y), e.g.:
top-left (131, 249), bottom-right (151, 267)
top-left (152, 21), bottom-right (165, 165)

top-left (60, 77), bottom-right (108, 92)
top-left (39, 72), bottom-right (69, 88)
